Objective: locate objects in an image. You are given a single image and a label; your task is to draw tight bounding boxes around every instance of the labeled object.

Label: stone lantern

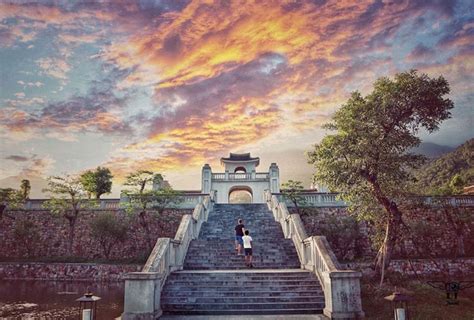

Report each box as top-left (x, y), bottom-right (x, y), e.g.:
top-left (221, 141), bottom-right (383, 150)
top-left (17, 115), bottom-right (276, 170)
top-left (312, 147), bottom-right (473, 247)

top-left (384, 291), bottom-right (412, 320)
top-left (76, 292), bottom-right (101, 320)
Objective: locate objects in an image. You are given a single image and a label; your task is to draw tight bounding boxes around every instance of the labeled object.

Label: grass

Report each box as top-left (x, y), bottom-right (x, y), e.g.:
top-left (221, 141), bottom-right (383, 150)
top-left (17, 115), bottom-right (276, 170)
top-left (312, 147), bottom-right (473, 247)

top-left (362, 275), bottom-right (474, 320)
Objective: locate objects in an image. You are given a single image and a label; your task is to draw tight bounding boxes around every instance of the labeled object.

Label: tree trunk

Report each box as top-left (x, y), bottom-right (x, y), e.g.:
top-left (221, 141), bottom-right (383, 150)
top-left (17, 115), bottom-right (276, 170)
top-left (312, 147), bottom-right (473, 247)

top-left (67, 217), bottom-right (76, 255)
top-left (139, 211), bottom-right (153, 250)
top-left (367, 177), bottom-right (403, 284)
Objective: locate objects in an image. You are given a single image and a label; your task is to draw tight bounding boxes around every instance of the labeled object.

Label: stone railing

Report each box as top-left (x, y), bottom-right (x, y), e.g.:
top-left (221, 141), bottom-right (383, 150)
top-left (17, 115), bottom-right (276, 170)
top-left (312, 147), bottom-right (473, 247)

top-left (21, 192), bottom-right (209, 211)
top-left (122, 191), bottom-right (215, 319)
top-left (275, 192), bottom-right (346, 207)
top-left (265, 190), bottom-right (364, 319)
top-left (277, 192), bottom-right (474, 208)
top-left (211, 172), bottom-right (269, 181)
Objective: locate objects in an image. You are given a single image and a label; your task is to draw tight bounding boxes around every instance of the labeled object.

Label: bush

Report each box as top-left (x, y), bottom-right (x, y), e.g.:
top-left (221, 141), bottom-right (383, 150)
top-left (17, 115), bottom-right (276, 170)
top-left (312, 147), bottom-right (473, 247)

top-left (318, 215), bottom-right (364, 261)
top-left (13, 219), bottom-right (39, 257)
top-left (90, 213), bottom-right (128, 259)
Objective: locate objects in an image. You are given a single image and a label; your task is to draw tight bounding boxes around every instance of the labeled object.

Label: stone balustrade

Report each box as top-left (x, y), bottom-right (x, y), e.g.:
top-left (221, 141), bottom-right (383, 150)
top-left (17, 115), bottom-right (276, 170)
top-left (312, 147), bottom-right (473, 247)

top-left (211, 172), bottom-right (269, 181)
top-left (265, 190), bottom-right (364, 319)
top-left (122, 191), bottom-right (215, 320)
top-left (276, 192), bottom-right (474, 208)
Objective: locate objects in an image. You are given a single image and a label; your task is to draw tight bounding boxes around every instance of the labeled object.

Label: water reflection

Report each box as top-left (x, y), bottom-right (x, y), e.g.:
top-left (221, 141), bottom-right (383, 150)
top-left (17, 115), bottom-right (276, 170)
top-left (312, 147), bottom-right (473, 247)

top-left (0, 280), bottom-right (124, 319)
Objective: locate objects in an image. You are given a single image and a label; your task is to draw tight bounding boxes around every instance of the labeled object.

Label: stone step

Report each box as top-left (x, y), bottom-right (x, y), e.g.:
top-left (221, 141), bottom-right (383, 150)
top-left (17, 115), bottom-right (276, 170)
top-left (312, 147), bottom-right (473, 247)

top-left (162, 308), bottom-right (322, 316)
top-left (162, 302), bottom-right (324, 311)
top-left (167, 274), bottom-right (315, 281)
top-left (182, 265), bottom-right (302, 270)
top-left (162, 290), bottom-right (323, 297)
top-left (165, 279), bottom-right (321, 286)
top-left (161, 296), bottom-right (324, 304)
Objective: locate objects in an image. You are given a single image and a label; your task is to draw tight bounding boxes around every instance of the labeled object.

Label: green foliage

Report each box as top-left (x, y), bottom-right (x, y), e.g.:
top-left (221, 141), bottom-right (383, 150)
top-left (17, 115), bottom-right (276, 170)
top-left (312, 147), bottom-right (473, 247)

top-left (0, 188), bottom-right (24, 220)
top-left (281, 180), bottom-right (307, 214)
top-left (13, 219), bottom-right (39, 257)
top-left (121, 170), bottom-right (178, 215)
top-left (80, 167), bottom-right (113, 199)
top-left (307, 70), bottom-right (453, 276)
top-left (123, 170), bottom-right (161, 194)
top-left (121, 170), bottom-right (176, 249)
top-left (20, 179), bottom-right (31, 200)
top-left (413, 139), bottom-right (473, 195)
top-left (317, 215), bottom-right (363, 261)
top-left (42, 175), bottom-right (97, 253)
top-left (90, 212), bottom-right (128, 259)
top-left (152, 187), bottom-right (183, 214)
top-left (42, 175), bottom-right (97, 216)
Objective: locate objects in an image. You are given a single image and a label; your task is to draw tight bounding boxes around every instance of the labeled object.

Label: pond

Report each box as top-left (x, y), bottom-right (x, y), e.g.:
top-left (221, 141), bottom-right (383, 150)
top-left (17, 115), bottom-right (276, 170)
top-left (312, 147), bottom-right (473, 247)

top-left (0, 280), bottom-right (124, 319)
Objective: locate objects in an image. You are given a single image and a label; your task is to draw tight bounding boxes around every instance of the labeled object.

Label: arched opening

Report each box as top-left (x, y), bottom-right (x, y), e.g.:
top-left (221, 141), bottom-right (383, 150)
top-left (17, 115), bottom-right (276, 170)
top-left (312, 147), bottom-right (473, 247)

top-left (228, 186), bottom-right (253, 204)
top-left (234, 166), bottom-right (247, 173)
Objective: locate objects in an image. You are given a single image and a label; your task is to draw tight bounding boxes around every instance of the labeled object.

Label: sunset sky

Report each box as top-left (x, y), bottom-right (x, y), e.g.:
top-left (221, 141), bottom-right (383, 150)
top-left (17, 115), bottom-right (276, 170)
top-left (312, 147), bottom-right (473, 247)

top-left (1, 0), bottom-right (473, 197)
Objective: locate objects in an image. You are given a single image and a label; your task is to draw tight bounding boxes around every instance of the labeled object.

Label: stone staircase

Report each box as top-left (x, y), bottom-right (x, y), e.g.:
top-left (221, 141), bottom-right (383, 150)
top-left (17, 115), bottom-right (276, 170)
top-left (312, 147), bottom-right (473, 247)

top-left (161, 204), bottom-right (324, 315)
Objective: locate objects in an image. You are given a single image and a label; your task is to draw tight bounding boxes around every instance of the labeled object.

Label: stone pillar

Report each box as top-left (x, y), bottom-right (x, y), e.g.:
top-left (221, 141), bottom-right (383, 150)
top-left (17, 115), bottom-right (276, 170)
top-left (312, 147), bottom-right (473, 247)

top-left (322, 270), bottom-right (364, 319)
top-left (269, 163), bottom-right (280, 193)
top-left (122, 272), bottom-right (162, 320)
top-left (201, 164), bottom-right (212, 194)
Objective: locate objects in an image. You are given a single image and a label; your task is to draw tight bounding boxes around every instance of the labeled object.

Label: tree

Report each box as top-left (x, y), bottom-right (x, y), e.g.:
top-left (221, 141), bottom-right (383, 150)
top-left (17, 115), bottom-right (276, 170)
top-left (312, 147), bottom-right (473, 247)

top-left (43, 175), bottom-right (96, 254)
top-left (0, 188), bottom-right (23, 221)
top-left (14, 219), bottom-right (39, 257)
top-left (20, 179), bottom-right (31, 200)
top-left (90, 212), bottom-right (128, 260)
top-left (122, 170), bottom-right (163, 249)
top-left (307, 70), bottom-right (453, 283)
top-left (281, 180), bottom-right (307, 215)
top-left (122, 170), bottom-right (181, 249)
top-left (80, 167), bottom-right (113, 199)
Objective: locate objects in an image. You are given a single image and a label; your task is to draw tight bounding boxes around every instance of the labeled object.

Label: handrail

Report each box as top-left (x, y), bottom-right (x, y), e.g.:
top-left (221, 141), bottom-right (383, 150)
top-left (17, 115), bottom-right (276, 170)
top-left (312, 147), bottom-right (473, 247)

top-left (265, 190), bottom-right (364, 319)
top-left (122, 195), bottom-right (213, 319)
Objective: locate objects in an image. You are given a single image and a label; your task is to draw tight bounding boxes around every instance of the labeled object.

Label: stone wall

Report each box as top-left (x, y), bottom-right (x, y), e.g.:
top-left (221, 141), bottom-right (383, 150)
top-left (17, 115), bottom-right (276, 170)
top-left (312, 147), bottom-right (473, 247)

top-left (0, 262), bottom-right (141, 281)
top-left (344, 258), bottom-right (474, 277)
top-left (296, 205), bottom-right (474, 261)
top-left (0, 209), bottom-right (191, 261)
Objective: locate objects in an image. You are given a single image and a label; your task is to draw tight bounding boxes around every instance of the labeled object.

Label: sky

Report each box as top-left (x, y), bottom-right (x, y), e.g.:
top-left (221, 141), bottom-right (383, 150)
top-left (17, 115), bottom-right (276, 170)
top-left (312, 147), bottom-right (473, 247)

top-left (0, 0), bottom-right (473, 197)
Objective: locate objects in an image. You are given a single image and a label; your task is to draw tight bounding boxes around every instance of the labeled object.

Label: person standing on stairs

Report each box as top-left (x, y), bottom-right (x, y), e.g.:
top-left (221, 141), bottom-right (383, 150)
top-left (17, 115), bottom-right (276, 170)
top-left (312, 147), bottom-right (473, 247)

top-left (234, 219), bottom-right (245, 255)
top-left (242, 230), bottom-right (253, 268)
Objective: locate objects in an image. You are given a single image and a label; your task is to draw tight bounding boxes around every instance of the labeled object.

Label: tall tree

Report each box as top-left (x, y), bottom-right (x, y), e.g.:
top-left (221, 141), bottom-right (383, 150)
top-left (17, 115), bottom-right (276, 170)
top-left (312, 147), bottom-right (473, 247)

top-left (80, 167), bottom-right (113, 199)
top-left (20, 179), bottom-right (31, 200)
top-left (43, 175), bottom-right (96, 254)
top-left (307, 70), bottom-right (453, 283)
top-left (281, 180), bottom-right (307, 215)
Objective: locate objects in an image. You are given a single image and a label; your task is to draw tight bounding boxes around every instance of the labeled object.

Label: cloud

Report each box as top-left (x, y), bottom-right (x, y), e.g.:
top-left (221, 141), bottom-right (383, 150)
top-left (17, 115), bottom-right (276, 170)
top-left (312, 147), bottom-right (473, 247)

top-left (0, 87), bottom-right (133, 140)
top-left (36, 57), bottom-right (70, 80)
top-left (5, 155), bottom-right (29, 162)
top-left (92, 0), bottom-right (474, 177)
top-left (0, 153), bottom-right (55, 179)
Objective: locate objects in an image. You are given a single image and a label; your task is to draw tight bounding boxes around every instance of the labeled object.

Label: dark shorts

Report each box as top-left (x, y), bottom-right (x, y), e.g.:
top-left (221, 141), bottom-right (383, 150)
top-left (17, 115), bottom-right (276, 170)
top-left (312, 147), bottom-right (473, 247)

top-left (235, 236), bottom-right (243, 245)
top-left (244, 248), bottom-right (253, 256)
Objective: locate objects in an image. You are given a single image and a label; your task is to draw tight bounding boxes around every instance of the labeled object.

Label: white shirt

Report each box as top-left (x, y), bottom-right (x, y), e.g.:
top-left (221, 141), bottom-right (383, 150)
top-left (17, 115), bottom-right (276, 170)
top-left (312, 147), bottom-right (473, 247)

top-left (242, 235), bottom-right (252, 249)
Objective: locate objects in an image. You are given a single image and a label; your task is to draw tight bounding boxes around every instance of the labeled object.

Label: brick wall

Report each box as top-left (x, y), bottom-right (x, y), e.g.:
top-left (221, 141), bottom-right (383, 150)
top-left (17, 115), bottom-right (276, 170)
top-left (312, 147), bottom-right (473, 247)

top-left (296, 205), bottom-right (474, 261)
top-left (0, 262), bottom-right (141, 281)
top-left (0, 209), bottom-right (191, 261)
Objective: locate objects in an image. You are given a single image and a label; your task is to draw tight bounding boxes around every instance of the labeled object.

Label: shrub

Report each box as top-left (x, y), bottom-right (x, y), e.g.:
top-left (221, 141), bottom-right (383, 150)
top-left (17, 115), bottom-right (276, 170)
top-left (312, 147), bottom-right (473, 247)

top-left (90, 213), bottom-right (128, 259)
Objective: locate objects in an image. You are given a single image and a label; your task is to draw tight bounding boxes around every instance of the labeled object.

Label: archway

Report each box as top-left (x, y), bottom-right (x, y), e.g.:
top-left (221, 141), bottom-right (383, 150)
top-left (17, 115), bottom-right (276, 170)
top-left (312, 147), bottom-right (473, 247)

top-left (228, 186), bottom-right (253, 204)
top-left (234, 166), bottom-right (247, 173)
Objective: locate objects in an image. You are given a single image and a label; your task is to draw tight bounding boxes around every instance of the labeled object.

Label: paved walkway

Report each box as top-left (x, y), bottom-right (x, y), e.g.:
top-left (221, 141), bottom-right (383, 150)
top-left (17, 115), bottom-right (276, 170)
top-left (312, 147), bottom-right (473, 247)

top-left (160, 315), bottom-right (328, 320)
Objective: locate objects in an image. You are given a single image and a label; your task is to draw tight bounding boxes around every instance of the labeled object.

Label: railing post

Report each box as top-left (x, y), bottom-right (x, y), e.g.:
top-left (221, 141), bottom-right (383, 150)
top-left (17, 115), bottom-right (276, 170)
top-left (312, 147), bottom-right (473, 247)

top-left (122, 272), bottom-right (162, 320)
top-left (322, 270), bottom-right (364, 319)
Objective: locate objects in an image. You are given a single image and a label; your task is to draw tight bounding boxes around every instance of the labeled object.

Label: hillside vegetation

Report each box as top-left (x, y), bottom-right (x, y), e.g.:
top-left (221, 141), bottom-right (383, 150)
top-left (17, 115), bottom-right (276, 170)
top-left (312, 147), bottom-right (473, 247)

top-left (413, 138), bottom-right (474, 195)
